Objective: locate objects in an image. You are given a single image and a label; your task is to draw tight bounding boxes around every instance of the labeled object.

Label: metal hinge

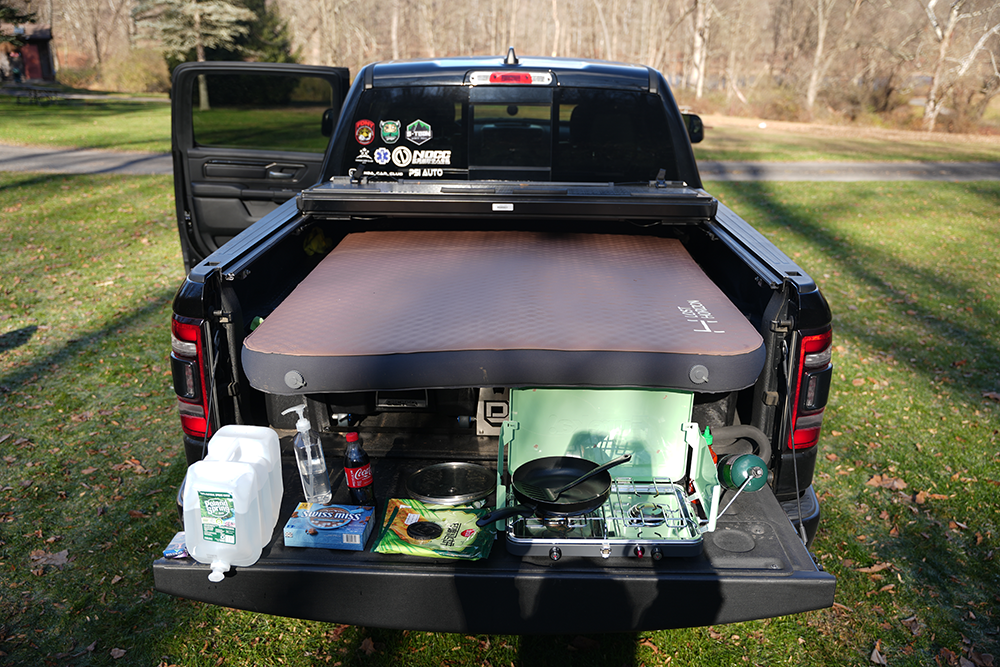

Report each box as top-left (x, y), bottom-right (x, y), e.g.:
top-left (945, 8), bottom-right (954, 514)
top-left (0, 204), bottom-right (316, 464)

top-left (770, 318), bottom-right (794, 334)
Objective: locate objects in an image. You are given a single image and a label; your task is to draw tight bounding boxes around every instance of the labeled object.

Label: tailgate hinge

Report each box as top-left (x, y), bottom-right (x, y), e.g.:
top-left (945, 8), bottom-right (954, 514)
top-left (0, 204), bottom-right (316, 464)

top-left (770, 317), bottom-right (794, 334)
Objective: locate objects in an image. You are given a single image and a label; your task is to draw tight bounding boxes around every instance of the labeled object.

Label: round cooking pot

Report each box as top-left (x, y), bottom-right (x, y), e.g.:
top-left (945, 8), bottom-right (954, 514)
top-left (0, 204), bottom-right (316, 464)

top-left (476, 453), bottom-right (631, 527)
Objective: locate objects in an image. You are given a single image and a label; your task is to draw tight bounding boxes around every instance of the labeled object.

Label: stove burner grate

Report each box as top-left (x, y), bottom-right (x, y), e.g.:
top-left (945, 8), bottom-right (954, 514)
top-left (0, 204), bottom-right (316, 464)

top-left (626, 502), bottom-right (667, 527)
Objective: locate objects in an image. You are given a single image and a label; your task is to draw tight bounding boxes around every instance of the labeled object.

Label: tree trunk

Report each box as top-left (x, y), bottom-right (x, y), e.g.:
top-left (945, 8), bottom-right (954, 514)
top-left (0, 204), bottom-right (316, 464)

top-left (390, 0), bottom-right (399, 60)
top-left (550, 0), bottom-right (560, 56)
top-left (593, 0), bottom-right (612, 60)
top-left (922, 1), bottom-right (961, 132)
top-left (508, 0), bottom-right (519, 51)
top-left (692, 0), bottom-right (709, 99)
top-left (195, 2), bottom-right (209, 111)
top-left (805, 0), bottom-right (829, 111)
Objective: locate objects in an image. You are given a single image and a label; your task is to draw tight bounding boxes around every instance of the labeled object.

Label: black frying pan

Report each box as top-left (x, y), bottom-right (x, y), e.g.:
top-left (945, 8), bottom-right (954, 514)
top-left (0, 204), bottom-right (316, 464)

top-left (476, 454), bottom-right (631, 526)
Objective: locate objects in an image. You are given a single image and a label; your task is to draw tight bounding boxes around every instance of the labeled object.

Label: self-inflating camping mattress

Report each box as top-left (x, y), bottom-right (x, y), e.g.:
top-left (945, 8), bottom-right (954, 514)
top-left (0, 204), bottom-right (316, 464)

top-left (242, 231), bottom-right (764, 394)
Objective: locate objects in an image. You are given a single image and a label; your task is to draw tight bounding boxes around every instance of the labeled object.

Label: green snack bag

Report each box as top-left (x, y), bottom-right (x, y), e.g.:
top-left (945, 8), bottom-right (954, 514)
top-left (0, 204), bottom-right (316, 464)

top-left (373, 498), bottom-right (495, 560)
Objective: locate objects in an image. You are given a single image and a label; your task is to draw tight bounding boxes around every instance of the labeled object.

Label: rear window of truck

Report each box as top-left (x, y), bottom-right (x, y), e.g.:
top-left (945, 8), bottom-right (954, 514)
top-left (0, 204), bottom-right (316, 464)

top-left (343, 85), bottom-right (680, 183)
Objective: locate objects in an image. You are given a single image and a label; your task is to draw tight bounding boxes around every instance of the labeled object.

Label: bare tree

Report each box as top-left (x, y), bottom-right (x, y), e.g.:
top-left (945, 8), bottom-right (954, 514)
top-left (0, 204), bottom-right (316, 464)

top-left (805, 0), bottom-right (864, 111)
top-left (60, 0), bottom-right (132, 67)
top-left (919, 0), bottom-right (1000, 131)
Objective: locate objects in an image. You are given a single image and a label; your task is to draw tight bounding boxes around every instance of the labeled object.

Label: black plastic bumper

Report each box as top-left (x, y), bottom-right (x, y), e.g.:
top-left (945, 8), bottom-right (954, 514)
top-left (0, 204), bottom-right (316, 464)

top-left (154, 479), bottom-right (834, 633)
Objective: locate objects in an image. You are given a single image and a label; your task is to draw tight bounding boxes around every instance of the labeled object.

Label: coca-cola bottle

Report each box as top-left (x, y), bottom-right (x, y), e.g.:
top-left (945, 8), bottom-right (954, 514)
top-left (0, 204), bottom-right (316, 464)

top-left (344, 432), bottom-right (375, 506)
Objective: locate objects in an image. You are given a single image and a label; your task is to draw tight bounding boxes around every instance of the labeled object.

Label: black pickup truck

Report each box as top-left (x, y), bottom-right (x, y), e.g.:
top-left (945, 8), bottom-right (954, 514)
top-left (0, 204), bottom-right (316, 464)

top-left (154, 53), bottom-right (835, 633)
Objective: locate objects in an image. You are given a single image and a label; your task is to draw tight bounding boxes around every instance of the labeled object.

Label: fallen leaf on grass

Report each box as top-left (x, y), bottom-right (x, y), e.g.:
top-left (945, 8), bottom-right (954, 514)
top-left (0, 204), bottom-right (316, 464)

top-left (970, 651), bottom-right (994, 667)
top-left (871, 640), bottom-right (888, 665)
top-left (29, 549), bottom-right (69, 569)
top-left (81, 467), bottom-right (98, 475)
top-left (982, 392), bottom-right (1000, 403)
top-left (940, 648), bottom-right (959, 665)
top-left (867, 474), bottom-right (907, 491)
top-left (110, 648), bottom-right (126, 659)
top-left (639, 639), bottom-right (660, 654)
top-left (359, 637), bottom-right (376, 656)
top-left (914, 490), bottom-right (951, 504)
top-left (127, 510), bottom-right (149, 519)
top-left (857, 562), bottom-right (892, 573)
top-left (900, 615), bottom-right (924, 636)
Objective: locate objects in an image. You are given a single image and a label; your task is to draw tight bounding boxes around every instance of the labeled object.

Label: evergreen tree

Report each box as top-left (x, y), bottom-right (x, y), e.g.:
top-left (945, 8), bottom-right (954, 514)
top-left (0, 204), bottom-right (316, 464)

top-left (0, 1), bottom-right (36, 45)
top-left (241, 0), bottom-right (298, 64)
top-left (135, 0), bottom-right (254, 109)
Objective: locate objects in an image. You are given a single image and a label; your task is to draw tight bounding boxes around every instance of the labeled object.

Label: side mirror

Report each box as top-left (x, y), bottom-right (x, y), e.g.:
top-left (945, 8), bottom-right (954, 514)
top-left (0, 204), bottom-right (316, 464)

top-left (683, 113), bottom-right (704, 144)
top-left (321, 108), bottom-right (337, 137)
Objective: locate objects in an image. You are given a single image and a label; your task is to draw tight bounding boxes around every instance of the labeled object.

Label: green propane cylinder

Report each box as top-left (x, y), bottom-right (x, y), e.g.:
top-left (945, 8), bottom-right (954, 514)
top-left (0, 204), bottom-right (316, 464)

top-left (717, 454), bottom-right (768, 492)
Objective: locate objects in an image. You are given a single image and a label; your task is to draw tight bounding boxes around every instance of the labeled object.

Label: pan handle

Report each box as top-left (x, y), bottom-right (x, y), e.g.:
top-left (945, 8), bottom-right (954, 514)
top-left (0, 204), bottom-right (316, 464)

top-left (476, 504), bottom-right (533, 527)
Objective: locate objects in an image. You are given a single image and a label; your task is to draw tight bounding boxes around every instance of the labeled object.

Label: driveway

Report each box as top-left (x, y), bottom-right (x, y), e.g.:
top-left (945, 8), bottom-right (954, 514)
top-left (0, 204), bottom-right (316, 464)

top-left (0, 144), bottom-right (172, 175)
top-left (1, 143), bottom-right (999, 181)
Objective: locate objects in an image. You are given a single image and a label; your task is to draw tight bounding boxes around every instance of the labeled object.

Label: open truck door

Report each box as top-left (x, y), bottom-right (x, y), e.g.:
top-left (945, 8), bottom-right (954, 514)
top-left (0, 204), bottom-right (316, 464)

top-left (171, 62), bottom-right (350, 271)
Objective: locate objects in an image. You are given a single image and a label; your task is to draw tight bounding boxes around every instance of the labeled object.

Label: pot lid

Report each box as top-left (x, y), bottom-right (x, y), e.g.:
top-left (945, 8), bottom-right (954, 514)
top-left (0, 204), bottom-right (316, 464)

top-left (406, 462), bottom-right (495, 506)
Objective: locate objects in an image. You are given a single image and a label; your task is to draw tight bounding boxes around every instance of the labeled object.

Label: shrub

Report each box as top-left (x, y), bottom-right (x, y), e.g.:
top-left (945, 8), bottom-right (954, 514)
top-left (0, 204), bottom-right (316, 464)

top-left (100, 49), bottom-right (171, 94)
top-left (57, 65), bottom-right (101, 90)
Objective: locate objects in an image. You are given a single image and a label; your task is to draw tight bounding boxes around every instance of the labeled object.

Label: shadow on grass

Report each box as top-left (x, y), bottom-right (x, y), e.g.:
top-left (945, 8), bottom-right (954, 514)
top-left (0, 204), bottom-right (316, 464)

top-left (0, 325), bottom-right (37, 355)
top-left (716, 179), bottom-right (1000, 648)
top-left (0, 287), bottom-right (211, 664)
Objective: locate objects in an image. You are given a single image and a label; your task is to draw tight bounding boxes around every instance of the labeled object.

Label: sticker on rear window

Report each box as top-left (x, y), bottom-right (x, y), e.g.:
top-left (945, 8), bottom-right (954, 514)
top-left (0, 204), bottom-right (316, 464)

top-left (392, 146), bottom-right (412, 167)
top-left (412, 150), bottom-right (451, 165)
top-left (380, 120), bottom-right (400, 144)
top-left (355, 119), bottom-right (375, 145)
top-left (406, 119), bottom-right (432, 145)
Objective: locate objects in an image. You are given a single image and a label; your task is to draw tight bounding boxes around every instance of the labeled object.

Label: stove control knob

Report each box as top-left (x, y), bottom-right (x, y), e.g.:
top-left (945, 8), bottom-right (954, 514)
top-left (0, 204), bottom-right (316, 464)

top-left (651, 547), bottom-right (664, 561)
top-left (548, 546), bottom-right (562, 562)
top-left (633, 545), bottom-right (645, 559)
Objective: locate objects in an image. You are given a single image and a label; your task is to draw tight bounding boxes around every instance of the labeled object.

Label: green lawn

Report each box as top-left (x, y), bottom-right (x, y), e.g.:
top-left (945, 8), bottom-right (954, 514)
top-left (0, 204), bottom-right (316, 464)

top-left (693, 120), bottom-right (1000, 162)
top-left (1, 173), bottom-right (998, 665)
top-left (0, 97), bottom-right (172, 153)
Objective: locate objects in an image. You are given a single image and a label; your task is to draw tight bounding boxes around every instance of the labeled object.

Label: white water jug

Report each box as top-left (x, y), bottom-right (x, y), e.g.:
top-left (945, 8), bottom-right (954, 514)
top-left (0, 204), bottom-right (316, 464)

top-left (183, 455), bottom-right (264, 582)
top-left (207, 426), bottom-right (283, 540)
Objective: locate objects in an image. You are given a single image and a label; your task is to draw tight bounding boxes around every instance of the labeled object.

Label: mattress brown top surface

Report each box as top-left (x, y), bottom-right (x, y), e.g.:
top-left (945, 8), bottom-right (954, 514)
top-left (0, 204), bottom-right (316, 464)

top-left (244, 231), bottom-right (762, 360)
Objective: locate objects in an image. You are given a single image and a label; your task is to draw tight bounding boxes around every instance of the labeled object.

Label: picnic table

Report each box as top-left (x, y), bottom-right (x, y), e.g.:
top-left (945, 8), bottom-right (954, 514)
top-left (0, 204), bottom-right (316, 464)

top-left (0, 84), bottom-right (64, 105)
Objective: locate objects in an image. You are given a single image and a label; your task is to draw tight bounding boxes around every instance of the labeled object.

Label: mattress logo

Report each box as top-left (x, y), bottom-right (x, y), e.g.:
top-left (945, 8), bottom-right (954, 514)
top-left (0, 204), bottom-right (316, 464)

top-left (678, 300), bottom-right (725, 334)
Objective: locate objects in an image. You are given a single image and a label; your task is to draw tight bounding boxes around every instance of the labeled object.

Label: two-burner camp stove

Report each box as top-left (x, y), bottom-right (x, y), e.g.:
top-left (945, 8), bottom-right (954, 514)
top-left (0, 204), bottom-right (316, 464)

top-left (506, 478), bottom-right (703, 560)
top-left (493, 389), bottom-right (729, 561)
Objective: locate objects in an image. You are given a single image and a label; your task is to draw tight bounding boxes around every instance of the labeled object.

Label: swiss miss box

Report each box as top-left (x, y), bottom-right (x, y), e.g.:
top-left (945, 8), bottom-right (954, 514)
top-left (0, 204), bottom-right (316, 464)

top-left (283, 503), bottom-right (374, 550)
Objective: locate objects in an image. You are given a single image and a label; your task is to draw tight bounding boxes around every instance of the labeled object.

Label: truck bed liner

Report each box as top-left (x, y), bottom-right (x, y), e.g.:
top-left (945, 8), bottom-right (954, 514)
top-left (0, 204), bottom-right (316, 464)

top-left (242, 231), bottom-right (764, 394)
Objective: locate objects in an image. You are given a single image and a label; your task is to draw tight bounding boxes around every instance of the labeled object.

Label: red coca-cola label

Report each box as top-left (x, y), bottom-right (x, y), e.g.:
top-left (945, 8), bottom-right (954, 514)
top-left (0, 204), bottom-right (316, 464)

top-left (345, 464), bottom-right (372, 488)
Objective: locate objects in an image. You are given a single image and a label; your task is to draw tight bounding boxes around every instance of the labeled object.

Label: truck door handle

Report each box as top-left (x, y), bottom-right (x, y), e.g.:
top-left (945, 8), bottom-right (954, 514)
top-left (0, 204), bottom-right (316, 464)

top-left (268, 170), bottom-right (294, 180)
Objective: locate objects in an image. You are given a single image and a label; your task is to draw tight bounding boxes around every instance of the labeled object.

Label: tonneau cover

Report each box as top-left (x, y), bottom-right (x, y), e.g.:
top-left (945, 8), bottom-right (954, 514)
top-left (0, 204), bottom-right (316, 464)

top-left (242, 231), bottom-right (764, 393)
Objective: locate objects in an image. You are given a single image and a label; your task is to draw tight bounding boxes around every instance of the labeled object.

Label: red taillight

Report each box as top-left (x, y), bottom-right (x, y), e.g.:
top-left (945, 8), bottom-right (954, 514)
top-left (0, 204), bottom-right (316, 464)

top-left (171, 316), bottom-right (211, 438)
top-left (789, 328), bottom-right (833, 450)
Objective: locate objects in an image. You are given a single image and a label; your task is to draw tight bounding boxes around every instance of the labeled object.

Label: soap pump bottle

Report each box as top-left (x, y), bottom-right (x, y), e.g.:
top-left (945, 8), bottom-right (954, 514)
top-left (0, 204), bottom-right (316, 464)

top-left (281, 404), bottom-right (332, 504)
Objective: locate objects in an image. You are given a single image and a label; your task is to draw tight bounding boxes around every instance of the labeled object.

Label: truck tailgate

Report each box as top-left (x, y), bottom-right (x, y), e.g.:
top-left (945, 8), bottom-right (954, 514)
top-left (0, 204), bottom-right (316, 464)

top-left (154, 445), bottom-right (834, 633)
